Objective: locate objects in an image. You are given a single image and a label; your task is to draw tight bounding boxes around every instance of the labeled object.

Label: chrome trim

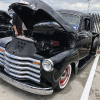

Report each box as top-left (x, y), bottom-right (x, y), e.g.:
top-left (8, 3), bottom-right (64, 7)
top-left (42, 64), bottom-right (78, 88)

top-left (0, 54), bottom-right (4, 59)
top-left (5, 61), bottom-right (40, 74)
top-left (0, 58), bottom-right (4, 63)
top-left (79, 55), bottom-right (88, 60)
top-left (0, 72), bottom-right (53, 95)
top-left (42, 59), bottom-right (54, 72)
top-left (5, 65), bottom-right (40, 78)
top-left (0, 49), bottom-right (41, 84)
top-left (47, 59), bottom-right (54, 67)
top-left (0, 61), bottom-right (4, 66)
top-left (0, 51), bottom-right (4, 55)
top-left (5, 51), bottom-right (40, 63)
top-left (0, 46), bottom-right (5, 51)
top-left (5, 56), bottom-right (40, 69)
top-left (4, 69), bottom-right (40, 83)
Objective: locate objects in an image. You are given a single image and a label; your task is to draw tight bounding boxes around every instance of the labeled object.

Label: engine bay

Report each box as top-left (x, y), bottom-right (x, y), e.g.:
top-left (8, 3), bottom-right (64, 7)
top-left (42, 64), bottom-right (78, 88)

top-left (7, 21), bottom-right (72, 58)
top-left (36, 40), bottom-right (60, 51)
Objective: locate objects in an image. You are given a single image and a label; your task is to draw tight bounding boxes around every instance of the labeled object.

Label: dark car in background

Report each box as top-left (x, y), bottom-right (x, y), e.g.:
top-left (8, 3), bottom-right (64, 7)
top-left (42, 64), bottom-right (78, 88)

top-left (0, 0), bottom-right (99, 95)
top-left (0, 10), bottom-right (13, 38)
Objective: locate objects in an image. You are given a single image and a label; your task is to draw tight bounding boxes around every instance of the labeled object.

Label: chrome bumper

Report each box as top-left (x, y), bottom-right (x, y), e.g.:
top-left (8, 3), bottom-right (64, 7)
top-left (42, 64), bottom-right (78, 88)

top-left (0, 72), bottom-right (53, 95)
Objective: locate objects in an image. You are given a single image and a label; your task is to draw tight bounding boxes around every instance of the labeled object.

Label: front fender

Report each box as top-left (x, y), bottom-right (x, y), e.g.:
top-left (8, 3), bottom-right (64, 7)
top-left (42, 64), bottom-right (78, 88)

top-left (41, 48), bottom-right (79, 89)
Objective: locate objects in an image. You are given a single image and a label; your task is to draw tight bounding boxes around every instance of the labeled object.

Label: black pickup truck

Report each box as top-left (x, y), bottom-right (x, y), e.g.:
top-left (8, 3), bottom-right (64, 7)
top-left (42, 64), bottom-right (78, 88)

top-left (0, 0), bottom-right (99, 95)
top-left (0, 10), bottom-right (13, 38)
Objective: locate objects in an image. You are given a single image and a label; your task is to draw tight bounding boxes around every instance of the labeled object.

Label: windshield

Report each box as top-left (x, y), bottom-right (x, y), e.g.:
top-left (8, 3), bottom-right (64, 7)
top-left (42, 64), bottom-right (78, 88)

top-left (59, 13), bottom-right (80, 30)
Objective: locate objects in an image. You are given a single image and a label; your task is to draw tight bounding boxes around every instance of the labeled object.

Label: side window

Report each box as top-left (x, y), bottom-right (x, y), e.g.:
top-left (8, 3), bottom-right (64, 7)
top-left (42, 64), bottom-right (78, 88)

top-left (81, 20), bottom-right (85, 31)
top-left (81, 18), bottom-right (90, 31)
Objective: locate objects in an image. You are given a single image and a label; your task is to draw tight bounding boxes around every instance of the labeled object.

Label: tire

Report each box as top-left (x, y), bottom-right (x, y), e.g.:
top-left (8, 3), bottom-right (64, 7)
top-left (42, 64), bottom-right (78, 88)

top-left (55, 64), bottom-right (72, 91)
top-left (94, 46), bottom-right (99, 57)
top-left (92, 37), bottom-right (99, 56)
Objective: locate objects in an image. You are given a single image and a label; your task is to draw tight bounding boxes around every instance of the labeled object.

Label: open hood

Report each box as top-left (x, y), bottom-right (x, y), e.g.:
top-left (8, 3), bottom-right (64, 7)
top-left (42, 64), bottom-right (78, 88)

top-left (9, 0), bottom-right (76, 34)
top-left (0, 10), bottom-right (12, 25)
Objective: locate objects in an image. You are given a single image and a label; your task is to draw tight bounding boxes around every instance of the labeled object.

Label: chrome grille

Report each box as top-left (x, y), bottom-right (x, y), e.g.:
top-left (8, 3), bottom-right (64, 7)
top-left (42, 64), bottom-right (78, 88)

top-left (0, 47), bottom-right (5, 66)
top-left (0, 47), bottom-right (41, 83)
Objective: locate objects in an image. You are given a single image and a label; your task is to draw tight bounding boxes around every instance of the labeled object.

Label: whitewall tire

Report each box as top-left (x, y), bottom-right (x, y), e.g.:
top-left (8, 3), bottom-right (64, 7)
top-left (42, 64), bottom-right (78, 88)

top-left (55, 64), bottom-right (72, 90)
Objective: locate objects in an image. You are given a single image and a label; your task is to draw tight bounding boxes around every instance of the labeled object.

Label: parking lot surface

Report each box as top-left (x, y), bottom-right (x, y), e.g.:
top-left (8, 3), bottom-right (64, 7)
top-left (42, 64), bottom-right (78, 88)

top-left (0, 54), bottom-right (100, 100)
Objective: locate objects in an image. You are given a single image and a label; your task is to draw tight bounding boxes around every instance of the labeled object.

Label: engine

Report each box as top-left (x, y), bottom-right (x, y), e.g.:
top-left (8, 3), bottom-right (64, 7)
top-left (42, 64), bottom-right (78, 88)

top-left (36, 40), bottom-right (60, 51)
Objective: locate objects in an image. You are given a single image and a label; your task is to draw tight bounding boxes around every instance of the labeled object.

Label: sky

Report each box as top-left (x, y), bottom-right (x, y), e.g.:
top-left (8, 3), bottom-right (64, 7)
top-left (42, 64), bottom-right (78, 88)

top-left (0, 0), bottom-right (100, 13)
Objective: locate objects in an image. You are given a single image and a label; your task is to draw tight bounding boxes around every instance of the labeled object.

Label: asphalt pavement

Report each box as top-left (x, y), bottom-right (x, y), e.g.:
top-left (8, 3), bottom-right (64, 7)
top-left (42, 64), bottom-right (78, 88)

top-left (89, 57), bottom-right (100, 100)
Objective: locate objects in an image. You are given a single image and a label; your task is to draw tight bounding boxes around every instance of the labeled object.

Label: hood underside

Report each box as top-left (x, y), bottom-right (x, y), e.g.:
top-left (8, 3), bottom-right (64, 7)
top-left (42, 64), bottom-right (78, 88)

top-left (0, 10), bottom-right (12, 25)
top-left (9, 0), bottom-right (76, 34)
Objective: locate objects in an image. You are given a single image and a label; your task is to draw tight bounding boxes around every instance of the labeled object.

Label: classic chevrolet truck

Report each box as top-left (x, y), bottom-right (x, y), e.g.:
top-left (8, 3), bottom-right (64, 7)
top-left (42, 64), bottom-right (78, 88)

top-left (0, 0), bottom-right (99, 95)
top-left (0, 10), bottom-right (13, 38)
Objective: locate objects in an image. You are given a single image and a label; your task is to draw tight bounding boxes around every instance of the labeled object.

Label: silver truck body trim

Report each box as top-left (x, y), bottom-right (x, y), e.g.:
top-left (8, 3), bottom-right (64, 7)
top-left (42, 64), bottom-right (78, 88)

top-left (5, 51), bottom-right (40, 63)
top-left (5, 56), bottom-right (40, 69)
top-left (4, 65), bottom-right (40, 78)
top-left (5, 61), bottom-right (40, 73)
top-left (4, 69), bottom-right (40, 83)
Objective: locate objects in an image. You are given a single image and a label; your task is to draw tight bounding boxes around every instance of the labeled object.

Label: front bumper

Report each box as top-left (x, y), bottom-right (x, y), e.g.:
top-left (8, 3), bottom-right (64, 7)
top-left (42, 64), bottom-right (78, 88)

top-left (0, 72), bottom-right (53, 95)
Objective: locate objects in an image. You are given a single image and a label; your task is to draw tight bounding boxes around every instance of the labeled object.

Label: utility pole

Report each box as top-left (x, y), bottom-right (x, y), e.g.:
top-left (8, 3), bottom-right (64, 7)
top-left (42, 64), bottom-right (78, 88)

top-left (87, 0), bottom-right (91, 13)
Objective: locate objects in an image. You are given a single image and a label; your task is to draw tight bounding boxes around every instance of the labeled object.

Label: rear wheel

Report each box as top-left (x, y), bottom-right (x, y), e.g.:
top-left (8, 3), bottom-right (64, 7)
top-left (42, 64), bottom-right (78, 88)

top-left (92, 37), bottom-right (99, 56)
top-left (55, 64), bottom-right (72, 90)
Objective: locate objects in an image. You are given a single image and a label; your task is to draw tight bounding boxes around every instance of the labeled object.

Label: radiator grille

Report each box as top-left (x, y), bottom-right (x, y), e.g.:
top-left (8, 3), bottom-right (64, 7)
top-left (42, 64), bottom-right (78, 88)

top-left (0, 47), bottom-right (41, 83)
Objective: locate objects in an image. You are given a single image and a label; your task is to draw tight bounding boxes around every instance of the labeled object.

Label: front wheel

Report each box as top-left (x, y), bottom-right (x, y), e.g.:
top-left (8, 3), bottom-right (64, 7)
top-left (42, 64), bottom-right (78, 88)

top-left (55, 64), bottom-right (72, 91)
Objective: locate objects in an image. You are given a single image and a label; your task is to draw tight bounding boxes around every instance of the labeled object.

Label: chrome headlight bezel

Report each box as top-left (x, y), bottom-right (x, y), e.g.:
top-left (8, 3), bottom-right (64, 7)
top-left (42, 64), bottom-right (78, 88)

top-left (42, 59), bottom-right (53, 72)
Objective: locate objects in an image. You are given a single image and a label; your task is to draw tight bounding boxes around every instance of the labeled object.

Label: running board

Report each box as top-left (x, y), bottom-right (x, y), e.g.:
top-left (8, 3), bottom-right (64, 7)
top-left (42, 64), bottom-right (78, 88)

top-left (78, 54), bottom-right (94, 70)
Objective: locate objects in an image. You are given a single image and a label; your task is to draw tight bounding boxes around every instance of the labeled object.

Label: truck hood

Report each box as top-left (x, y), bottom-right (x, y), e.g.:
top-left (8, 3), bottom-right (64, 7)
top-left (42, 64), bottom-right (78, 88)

top-left (0, 10), bottom-right (12, 25)
top-left (9, 0), bottom-right (76, 34)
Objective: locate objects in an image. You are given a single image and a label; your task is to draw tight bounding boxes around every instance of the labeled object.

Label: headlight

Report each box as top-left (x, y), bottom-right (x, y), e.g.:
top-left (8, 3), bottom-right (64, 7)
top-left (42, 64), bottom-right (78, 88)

top-left (42, 59), bottom-right (53, 72)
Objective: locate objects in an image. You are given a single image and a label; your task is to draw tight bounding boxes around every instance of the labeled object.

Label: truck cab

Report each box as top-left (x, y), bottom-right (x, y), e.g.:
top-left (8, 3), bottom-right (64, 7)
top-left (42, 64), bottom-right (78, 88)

top-left (57, 10), bottom-right (96, 59)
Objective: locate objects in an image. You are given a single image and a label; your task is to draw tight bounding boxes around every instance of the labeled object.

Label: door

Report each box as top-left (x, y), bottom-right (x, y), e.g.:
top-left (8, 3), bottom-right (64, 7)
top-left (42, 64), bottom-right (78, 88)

top-left (78, 17), bottom-right (92, 59)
